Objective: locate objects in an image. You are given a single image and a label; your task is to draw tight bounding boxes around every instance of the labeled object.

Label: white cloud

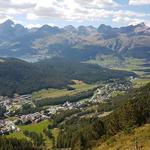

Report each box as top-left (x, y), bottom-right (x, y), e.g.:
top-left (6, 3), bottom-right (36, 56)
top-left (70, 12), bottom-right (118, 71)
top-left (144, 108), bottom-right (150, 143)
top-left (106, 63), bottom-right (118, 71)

top-left (26, 23), bottom-right (56, 29)
top-left (129, 0), bottom-right (150, 5)
top-left (112, 9), bottom-right (150, 26)
top-left (23, 0), bottom-right (121, 21)
top-left (0, 0), bottom-right (149, 27)
top-left (36, 0), bottom-right (55, 8)
top-left (91, 0), bottom-right (120, 8)
top-left (11, 0), bottom-right (37, 5)
top-left (113, 15), bottom-right (150, 27)
top-left (75, 0), bottom-right (119, 8)
top-left (129, 19), bottom-right (150, 26)
top-left (0, 7), bottom-right (14, 23)
top-left (26, 0), bottom-right (149, 23)
top-left (27, 13), bottom-right (38, 20)
top-left (113, 10), bottom-right (150, 20)
top-left (25, 23), bottom-right (43, 29)
top-left (0, 15), bottom-right (13, 23)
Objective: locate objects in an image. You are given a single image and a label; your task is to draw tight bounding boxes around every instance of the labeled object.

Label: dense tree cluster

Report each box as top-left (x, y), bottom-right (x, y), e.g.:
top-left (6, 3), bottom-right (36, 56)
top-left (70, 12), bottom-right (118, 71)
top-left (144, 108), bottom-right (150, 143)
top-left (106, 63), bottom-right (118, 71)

top-left (0, 58), bottom-right (136, 97)
top-left (105, 83), bottom-right (150, 135)
top-left (0, 137), bottom-right (41, 150)
top-left (23, 130), bottom-right (44, 147)
top-left (43, 128), bottom-right (53, 139)
top-left (57, 118), bottom-right (105, 150)
top-left (52, 109), bottom-right (80, 127)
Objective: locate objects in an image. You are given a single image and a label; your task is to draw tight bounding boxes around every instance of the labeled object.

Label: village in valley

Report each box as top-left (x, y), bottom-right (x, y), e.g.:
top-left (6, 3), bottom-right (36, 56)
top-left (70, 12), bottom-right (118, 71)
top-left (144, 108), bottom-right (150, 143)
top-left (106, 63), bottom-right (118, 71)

top-left (0, 79), bottom-right (133, 136)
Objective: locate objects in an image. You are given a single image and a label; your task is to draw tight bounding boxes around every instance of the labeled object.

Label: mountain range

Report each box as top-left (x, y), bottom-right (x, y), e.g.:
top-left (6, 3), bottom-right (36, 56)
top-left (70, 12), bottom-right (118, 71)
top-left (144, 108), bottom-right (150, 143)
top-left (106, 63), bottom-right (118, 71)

top-left (0, 20), bottom-right (150, 62)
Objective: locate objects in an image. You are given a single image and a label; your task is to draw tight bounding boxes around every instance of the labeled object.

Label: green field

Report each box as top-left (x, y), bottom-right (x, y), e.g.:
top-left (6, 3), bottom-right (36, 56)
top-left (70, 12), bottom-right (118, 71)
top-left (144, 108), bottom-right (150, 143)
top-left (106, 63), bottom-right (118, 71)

top-left (6, 120), bottom-right (52, 138)
top-left (88, 56), bottom-right (149, 74)
top-left (87, 55), bottom-right (122, 68)
top-left (32, 80), bottom-right (95, 100)
top-left (19, 120), bottom-right (52, 133)
top-left (112, 58), bottom-right (150, 77)
top-left (88, 56), bottom-right (150, 89)
top-left (111, 58), bottom-right (150, 88)
top-left (132, 78), bottom-right (150, 88)
top-left (6, 120), bottom-right (54, 149)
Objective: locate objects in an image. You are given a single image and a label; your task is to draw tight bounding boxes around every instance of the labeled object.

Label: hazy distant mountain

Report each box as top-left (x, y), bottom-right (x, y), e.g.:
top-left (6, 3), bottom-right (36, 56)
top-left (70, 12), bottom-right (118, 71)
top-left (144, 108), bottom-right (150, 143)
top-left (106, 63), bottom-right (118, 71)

top-left (0, 19), bottom-right (28, 40)
top-left (0, 19), bottom-right (149, 61)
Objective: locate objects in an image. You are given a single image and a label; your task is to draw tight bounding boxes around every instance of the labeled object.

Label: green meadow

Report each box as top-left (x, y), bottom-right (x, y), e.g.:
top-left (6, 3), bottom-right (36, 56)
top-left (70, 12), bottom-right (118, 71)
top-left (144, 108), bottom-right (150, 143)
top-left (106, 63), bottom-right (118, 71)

top-left (6, 120), bottom-right (54, 148)
top-left (32, 80), bottom-right (95, 100)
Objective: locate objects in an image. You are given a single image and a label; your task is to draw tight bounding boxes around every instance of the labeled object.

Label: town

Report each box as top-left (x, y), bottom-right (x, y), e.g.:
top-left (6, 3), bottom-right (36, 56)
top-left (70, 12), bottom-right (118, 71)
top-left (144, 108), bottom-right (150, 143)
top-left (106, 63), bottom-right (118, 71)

top-left (0, 79), bottom-right (133, 135)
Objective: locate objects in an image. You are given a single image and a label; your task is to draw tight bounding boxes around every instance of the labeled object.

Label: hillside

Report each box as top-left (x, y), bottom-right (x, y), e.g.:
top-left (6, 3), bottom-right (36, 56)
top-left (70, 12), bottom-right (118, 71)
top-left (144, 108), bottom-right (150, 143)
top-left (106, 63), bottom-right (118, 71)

top-left (93, 124), bottom-right (150, 150)
top-left (1, 81), bottom-right (149, 150)
top-left (56, 82), bottom-right (150, 150)
top-left (0, 57), bottom-right (135, 97)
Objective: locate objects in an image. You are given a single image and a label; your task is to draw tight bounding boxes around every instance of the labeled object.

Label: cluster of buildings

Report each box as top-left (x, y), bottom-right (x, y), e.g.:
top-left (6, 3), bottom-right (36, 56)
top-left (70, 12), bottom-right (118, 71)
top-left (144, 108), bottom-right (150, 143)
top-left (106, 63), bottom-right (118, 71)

top-left (0, 120), bottom-right (19, 135)
top-left (0, 80), bottom-right (133, 136)
top-left (0, 94), bottom-right (31, 104)
top-left (19, 112), bottom-right (49, 124)
top-left (0, 100), bottom-right (87, 135)
top-left (90, 81), bottom-right (132, 102)
top-left (0, 94), bottom-right (32, 116)
top-left (44, 101), bottom-right (87, 115)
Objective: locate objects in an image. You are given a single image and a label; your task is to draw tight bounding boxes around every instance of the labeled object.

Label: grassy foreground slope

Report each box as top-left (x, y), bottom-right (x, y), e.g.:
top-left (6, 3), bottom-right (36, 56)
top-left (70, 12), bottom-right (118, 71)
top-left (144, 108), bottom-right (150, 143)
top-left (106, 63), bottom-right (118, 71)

top-left (94, 124), bottom-right (150, 150)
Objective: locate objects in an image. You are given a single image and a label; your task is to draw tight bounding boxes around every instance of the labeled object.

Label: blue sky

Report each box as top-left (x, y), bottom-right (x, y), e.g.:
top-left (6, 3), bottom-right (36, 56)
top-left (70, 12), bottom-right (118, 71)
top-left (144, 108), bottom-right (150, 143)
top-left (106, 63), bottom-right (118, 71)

top-left (0, 0), bottom-right (150, 28)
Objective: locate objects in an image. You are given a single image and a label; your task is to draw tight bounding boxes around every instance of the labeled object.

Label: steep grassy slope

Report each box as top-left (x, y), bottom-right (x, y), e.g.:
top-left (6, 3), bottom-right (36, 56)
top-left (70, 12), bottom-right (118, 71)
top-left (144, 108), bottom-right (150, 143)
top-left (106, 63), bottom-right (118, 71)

top-left (94, 124), bottom-right (150, 150)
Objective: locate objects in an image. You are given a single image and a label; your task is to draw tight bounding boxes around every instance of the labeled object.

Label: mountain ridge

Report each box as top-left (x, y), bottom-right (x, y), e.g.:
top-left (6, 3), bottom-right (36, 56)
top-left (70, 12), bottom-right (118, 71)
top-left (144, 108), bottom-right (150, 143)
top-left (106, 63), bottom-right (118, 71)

top-left (0, 20), bottom-right (150, 62)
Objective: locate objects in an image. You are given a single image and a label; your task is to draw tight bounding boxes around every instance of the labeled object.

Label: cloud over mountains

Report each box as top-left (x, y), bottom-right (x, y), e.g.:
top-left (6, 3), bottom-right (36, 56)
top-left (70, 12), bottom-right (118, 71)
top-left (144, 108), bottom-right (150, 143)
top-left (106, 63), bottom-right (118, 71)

top-left (0, 0), bottom-right (149, 27)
